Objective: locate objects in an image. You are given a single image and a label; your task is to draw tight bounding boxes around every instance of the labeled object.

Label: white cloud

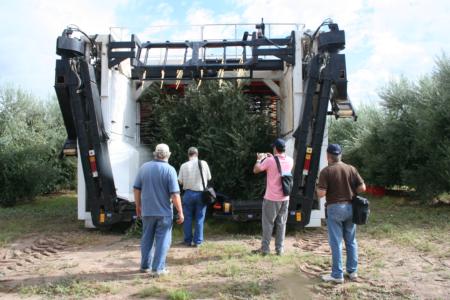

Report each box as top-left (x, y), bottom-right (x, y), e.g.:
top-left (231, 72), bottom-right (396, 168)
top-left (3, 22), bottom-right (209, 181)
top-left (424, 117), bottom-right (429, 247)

top-left (346, 0), bottom-right (450, 106)
top-left (0, 0), bottom-right (125, 98)
top-left (155, 2), bottom-right (174, 16)
top-left (1, 0), bottom-right (448, 107)
top-left (231, 0), bottom-right (450, 107)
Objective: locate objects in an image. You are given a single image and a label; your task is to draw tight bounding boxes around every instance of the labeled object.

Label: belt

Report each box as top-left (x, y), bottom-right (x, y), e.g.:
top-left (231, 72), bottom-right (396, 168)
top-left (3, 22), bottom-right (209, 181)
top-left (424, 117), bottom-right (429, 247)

top-left (327, 200), bottom-right (352, 206)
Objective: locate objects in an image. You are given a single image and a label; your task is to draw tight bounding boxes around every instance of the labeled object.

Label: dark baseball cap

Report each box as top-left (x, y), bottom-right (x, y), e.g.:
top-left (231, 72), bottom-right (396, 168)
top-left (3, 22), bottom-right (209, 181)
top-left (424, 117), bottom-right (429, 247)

top-left (327, 143), bottom-right (342, 155)
top-left (271, 138), bottom-right (286, 151)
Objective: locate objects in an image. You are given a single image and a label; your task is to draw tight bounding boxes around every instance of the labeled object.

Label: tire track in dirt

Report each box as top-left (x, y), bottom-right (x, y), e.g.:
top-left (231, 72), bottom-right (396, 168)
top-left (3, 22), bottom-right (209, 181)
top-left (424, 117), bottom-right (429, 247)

top-left (293, 230), bottom-right (331, 278)
top-left (0, 236), bottom-right (68, 277)
top-left (291, 230), bottom-right (390, 297)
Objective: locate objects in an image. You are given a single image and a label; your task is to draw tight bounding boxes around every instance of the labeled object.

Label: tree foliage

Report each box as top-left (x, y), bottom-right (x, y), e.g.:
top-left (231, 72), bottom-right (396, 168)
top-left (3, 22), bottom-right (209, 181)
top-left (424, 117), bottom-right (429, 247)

top-left (329, 55), bottom-right (450, 199)
top-left (0, 86), bottom-right (76, 206)
top-left (139, 81), bottom-right (275, 200)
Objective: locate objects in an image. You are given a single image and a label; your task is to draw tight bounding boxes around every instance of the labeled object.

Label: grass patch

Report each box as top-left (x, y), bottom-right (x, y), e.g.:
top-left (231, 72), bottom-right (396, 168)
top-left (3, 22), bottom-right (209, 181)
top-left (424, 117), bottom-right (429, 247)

top-left (205, 259), bottom-right (243, 278)
top-left (20, 278), bottom-right (115, 299)
top-left (359, 196), bottom-right (450, 255)
top-left (136, 285), bottom-right (166, 298)
top-left (296, 252), bottom-right (330, 268)
top-left (218, 280), bottom-right (268, 299)
top-left (268, 253), bottom-right (302, 265)
top-left (203, 218), bottom-right (261, 236)
top-left (126, 216), bottom-right (260, 242)
top-left (168, 289), bottom-right (192, 300)
top-left (0, 193), bottom-right (80, 246)
top-left (198, 241), bottom-right (248, 259)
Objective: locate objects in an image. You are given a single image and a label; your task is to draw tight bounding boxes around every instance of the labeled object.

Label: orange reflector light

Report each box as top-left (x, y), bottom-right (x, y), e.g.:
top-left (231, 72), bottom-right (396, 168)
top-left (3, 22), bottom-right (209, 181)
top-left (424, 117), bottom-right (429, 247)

top-left (223, 202), bottom-right (231, 213)
top-left (296, 211), bottom-right (302, 222)
top-left (63, 148), bottom-right (77, 156)
top-left (99, 209), bottom-right (105, 223)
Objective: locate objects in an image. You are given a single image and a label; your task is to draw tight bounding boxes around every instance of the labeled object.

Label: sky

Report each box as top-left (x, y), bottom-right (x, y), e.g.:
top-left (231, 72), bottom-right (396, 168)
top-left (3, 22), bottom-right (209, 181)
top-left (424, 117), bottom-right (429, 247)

top-left (0, 0), bottom-right (449, 107)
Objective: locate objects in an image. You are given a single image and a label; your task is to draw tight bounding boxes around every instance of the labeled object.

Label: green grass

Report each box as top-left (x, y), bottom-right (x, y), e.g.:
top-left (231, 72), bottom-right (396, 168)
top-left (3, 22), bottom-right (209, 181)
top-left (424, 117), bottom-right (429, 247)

top-left (359, 196), bottom-right (450, 256)
top-left (295, 252), bottom-right (330, 268)
top-left (19, 277), bottom-right (116, 299)
top-left (126, 215), bottom-right (261, 241)
top-left (0, 193), bottom-right (80, 246)
top-left (136, 285), bottom-right (166, 298)
top-left (205, 259), bottom-right (243, 278)
top-left (219, 280), bottom-right (267, 299)
top-left (168, 289), bottom-right (192, 300)
top-left (198, 241), bottom-right (248, 259)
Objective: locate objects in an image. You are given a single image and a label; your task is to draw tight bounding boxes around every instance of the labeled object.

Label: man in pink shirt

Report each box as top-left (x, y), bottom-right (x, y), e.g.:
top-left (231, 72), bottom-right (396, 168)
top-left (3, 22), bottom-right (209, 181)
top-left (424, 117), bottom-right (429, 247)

top-left (253, 138), bottom-right (294, 255)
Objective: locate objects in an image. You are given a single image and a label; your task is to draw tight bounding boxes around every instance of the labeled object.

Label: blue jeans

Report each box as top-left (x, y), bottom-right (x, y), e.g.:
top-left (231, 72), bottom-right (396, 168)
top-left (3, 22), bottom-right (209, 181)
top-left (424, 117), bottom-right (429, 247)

top-left (141, 216), bottom-right (172, 272)
top-left (182, 190), bottom-right (207, 245)
top-left (326, 203), bottom-right (358, 279)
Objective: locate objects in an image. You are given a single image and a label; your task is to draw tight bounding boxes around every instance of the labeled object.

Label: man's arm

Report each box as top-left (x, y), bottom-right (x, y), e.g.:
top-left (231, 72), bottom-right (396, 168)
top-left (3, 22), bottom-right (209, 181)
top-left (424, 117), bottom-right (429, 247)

top-left (171, 193), bottom-right (184, 224)
top-left (316, 168), bottom-right (327, 199)
top-left (352, 167), bottom-right (366, 194)
top-left (253, 161), bottom-right (264, 174)
top-left (178, 165), bottom-right (184, 185)
top-left (204, 161), bottom-right (212, 181)
top-left (316, 188), bottom-right (326, 199)
top-left (253, 153), bottom-right (271, 174)
top-left (133, 188), bottom-right (142, 218)
top-left (356, 183), bottom-right (366, 194)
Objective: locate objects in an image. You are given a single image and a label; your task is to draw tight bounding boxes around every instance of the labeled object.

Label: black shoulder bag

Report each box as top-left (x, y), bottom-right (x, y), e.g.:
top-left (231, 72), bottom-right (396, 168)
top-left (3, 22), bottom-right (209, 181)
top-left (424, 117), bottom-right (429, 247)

top-left (274, 156), bottom-right (293, 196)
top-left (198, 160), bottom-right (216, 205)
top-left (351, 176), bottom-right (370, 225)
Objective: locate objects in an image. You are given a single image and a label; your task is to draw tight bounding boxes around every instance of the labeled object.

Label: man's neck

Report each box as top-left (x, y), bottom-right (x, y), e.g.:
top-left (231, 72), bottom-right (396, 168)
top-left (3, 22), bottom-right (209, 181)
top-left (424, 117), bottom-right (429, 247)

top-left (154, 159), bottom-right (168, 163)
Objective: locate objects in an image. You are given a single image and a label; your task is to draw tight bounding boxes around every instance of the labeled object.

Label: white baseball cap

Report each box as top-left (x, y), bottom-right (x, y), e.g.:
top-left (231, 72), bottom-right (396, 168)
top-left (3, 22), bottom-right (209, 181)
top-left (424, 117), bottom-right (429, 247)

top-left (154, 143), bottom-right (170, 154)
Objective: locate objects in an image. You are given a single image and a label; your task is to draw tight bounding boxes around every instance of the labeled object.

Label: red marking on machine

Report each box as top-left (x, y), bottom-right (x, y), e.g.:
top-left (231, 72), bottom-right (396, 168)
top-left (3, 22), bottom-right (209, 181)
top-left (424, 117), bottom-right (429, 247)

top-left (303, 147), bottom-right (313, 176)
top-left (88, 150), bottom-right (98, 177)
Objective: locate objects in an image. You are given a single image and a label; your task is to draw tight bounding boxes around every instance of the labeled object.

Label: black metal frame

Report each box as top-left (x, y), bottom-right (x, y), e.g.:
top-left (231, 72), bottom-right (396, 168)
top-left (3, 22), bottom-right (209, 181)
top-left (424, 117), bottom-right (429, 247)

top-left (288, 25), bottom-right (350, 226)
top-left (108, 30), bottom-right (295, 80)
top-left (55, 31), bottom-right (134, 228)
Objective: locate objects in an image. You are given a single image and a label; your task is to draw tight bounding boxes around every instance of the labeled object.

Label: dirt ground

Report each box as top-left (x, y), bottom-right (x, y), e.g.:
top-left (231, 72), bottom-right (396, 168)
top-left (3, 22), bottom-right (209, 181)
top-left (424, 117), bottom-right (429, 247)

top-left (1, 226), bottom-right (449, 299)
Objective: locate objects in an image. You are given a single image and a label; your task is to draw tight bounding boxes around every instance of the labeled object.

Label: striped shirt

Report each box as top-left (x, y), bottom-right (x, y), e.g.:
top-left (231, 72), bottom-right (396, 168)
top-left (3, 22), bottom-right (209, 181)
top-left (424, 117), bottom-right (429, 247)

top-left (178, 158), bottom-right (212, 191)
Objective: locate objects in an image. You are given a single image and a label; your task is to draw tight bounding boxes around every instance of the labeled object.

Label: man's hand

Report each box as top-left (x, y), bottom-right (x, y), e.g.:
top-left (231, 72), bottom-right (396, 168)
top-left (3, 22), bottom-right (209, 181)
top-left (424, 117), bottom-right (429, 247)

top-left (256, 152), bottom-right (267, 161)
top-left (134, 188), bottom-right (142, 218)
top-left (176, 213), bottom-right (184, 224)
top-left (171, 193), bottom-right (184, 224)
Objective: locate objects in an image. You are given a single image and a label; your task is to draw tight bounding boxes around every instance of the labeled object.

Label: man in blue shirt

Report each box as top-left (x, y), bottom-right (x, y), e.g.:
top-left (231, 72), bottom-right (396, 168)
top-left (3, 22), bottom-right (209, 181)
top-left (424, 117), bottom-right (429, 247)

top-left (133, 143), bottom-right (184, 276)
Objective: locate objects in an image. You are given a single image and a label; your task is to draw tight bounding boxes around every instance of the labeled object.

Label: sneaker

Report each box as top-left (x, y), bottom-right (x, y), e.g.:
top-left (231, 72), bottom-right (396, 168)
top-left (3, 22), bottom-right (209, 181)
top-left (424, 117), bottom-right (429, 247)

top-left (321, 274), bottom-right (344, 284)
top-left (192, 243), bottom-right (201, 248)
top-left (347, 272), bottom-right (358, 280)
top-left (275, 250), bottom-right (284, 256)
top-left (251, 249), bottom-right (268, 256)
top-left (152, 269), bottom-right (170, 277)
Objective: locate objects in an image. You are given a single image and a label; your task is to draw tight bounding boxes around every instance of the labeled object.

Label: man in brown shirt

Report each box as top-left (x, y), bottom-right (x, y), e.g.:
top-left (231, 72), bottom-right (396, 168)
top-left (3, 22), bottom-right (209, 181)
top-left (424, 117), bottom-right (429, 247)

top-left (317, 144), bottom-right (366, 283)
